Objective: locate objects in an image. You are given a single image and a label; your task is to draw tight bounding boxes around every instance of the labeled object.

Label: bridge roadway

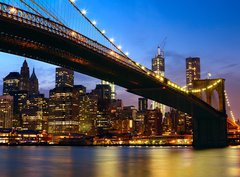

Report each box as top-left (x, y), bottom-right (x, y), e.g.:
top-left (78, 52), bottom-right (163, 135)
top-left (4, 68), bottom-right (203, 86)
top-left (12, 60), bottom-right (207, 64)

top-left (0, 2), bottom-right (227, 148)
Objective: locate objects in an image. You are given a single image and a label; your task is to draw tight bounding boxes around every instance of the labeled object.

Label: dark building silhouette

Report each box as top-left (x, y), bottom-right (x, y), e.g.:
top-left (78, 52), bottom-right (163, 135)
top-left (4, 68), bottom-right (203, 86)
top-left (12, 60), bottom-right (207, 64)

top-left (3, 72), bottom-right (21, 95)
top-left (19, 60), bottom-right (30, 91)
top-left (29, 68), bottom-right (39, 95)
top-left (138, 97), bottom-right (148, 112)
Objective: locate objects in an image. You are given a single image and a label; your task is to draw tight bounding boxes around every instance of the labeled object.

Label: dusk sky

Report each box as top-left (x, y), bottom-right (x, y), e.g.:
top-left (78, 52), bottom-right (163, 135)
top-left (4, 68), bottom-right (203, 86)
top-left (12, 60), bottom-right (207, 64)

top-left (0, 0), bottom-right (240, 121)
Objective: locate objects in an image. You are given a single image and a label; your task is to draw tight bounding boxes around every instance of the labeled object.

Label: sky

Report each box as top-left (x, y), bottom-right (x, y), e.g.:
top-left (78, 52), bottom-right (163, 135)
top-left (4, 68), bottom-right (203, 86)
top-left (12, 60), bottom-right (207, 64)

top-left (0, 0), bottom-right (240, 121)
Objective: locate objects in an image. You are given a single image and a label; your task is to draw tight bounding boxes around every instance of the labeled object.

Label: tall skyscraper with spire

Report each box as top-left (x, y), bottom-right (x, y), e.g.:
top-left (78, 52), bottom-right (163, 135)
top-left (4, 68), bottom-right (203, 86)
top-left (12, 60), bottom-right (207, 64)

top-left (151, 47), bottom-right (165, 116)
top-left (19, 60), bottom-right (30, 91)
top-left (29, 68), bottom-right (39, 95)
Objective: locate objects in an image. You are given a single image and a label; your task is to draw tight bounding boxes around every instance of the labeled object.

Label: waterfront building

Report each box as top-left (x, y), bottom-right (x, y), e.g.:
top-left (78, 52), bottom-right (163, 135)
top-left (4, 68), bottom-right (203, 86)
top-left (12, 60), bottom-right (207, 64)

top-left (144, 109), bottom-right (163, 136)
top-left (134, 112), bottom-right (145, 135)
top-left (22, 94), bottom-right (48, 131)
top-left (0, 95), bottom-right (13, 128)
top-left (10, 90), bottom-right (28, 128)
top-left (48, 87), bottom-right (79, 134)
top-left (78, 93), bottom-right (98, 135)
top-left (186, 57), bottom-right (200, 90)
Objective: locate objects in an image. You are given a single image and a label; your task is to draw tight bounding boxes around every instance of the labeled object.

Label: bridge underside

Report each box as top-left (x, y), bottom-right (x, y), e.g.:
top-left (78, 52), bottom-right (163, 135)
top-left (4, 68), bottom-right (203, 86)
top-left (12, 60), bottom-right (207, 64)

top-left (0, 13), bottom-right (228, 148)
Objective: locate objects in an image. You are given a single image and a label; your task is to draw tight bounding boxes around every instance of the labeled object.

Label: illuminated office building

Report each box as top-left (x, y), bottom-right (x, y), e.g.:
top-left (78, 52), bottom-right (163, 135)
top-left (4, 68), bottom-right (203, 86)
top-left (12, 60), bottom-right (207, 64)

top-left (56, 67), bottom-right (74, 88)
top-left (151, 47), bottom-right (165, 115)
top-left (186, 57), bottom-right (200, 90)
top-left (3, 72), bottom-right (21, 95)
top-left (101, 80), bottom-right (116, 100)
top-left (0, 95), bottom-right (13, 128)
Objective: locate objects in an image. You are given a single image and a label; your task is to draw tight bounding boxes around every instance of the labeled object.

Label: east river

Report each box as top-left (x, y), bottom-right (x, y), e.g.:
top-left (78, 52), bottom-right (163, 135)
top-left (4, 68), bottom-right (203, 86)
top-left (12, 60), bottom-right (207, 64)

top-left (0, 146), bottom-right (239, 177)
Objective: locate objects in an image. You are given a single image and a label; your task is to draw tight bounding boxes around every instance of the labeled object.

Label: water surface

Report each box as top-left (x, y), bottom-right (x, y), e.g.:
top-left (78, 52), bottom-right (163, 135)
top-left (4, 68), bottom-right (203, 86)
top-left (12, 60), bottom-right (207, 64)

top-left (0, 146), bottom-right (239, 177)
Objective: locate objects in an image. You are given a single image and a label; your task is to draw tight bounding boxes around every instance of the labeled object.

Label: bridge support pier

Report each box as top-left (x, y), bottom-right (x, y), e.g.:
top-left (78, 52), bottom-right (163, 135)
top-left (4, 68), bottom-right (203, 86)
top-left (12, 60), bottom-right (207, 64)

top-left (192, 113), bottom-right (228, 149)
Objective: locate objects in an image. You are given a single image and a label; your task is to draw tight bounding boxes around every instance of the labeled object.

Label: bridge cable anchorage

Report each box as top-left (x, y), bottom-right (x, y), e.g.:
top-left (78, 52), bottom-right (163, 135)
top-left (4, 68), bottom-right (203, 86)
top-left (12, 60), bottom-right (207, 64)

top-left (67, 0), bottom-right (130, 59)
top-left (224, 90), bottom-right (236, 122)
top-left (190, 79), bottom-right (222, 93)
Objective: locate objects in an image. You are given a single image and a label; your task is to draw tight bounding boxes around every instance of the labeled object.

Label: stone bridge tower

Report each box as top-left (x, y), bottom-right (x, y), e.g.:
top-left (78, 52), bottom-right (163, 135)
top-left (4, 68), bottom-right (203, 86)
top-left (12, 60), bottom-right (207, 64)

top-left (192, 79), bottom-right (226, 114)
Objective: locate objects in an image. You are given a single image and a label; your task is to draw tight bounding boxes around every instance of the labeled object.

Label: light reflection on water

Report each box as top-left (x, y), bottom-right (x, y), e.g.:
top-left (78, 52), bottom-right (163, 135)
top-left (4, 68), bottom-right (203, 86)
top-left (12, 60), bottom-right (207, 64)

top-left (0, 146), bottom-right (239, 177)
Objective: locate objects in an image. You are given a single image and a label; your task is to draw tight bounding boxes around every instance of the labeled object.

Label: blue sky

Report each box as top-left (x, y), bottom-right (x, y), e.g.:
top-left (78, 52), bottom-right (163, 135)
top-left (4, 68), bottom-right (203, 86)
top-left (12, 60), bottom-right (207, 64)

top-left (0, 0), bottom-right (240, 121)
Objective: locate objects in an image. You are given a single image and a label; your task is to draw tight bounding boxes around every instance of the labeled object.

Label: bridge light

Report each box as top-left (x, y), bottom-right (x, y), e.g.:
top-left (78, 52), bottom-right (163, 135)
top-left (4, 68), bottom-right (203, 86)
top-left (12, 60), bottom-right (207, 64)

top-left (141, 66), bottom-right (145, 70)
top-left (71, 31), bottom-right (76, 36)
top-left (125, 52), bottom-right (129, 56)
top-left (110, 38), bottom-right (114, 43)
top-left (147, 72), bottom-right (150, 75)
top-left (9, 7), bottom-right (17, 14)
top-left (81, 9), bottom-right (87, 15)
top-left (110, 51), bottom-right (114, 55)
top-left (70, 0), bottom-right (76, 3)
top-left (117, 45), bottom-right (122, 50)
top-left (160, 77), bottom-right (164, 82)
top-left (101, 30), bottom-right (106, 34)
top-left (92, 20), bottom-right (97, 26)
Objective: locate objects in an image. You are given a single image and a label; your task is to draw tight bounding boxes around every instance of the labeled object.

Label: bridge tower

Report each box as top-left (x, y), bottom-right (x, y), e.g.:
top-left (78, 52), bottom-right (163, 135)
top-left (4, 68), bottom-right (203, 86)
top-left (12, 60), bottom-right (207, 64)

top-left (191, 79), bottom-right (228, 148)
top-left (192, 79), bottom-right (226, 114)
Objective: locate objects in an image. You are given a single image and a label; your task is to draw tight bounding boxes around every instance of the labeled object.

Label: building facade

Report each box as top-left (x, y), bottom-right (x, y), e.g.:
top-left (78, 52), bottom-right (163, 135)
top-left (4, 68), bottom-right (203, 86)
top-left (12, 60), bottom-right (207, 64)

top-left (55, 67), bottom-right (74, 88)
top-left (151, 47), bottom-right (165, 115)
top-left (3, 72), bottom-right (21, 95)
top-left (186, 57), bottom-right (200, 90)
top-left (0, 95), bottom-right (13, 128)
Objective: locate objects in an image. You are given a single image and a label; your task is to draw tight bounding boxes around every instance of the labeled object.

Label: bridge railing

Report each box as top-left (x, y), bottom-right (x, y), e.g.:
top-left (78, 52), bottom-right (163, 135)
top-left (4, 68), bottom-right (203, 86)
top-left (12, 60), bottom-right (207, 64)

top-left (0, 2), bottom-right (191, 95)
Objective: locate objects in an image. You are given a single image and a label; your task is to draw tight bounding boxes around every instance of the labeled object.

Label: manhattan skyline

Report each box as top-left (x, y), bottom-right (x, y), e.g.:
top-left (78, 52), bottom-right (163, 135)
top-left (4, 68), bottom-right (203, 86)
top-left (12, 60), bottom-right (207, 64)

top-left (0, 0), bottom-right (240, 121)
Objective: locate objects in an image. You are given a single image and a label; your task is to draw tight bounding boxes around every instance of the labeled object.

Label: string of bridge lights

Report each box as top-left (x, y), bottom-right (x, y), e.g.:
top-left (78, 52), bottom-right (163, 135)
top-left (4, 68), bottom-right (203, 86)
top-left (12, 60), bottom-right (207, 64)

top-left (68, 0), bottom-right (129, 58)
top-left (190, 79), bottom-right (222, 93)
top-left (224, 90), bottom-right (236, 122)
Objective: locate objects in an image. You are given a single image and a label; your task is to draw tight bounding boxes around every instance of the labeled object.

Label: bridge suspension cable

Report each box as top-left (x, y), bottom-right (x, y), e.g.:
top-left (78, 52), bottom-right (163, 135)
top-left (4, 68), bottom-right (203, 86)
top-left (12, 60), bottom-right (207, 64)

top-left (224, 90), bottom-right (236, 122)
top-left (67, 0), bottom-right (129, 59)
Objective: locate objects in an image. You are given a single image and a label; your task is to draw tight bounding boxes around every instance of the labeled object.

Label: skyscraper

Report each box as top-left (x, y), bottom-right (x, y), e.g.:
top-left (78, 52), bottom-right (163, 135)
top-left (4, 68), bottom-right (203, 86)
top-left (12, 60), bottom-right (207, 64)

top-left (19, 60), bottom-right (30, 91)
top-left (138, 97), bottom-right (148, 112)
top-left (0, 95), bottom-right (13, 128)
top-left (152, 47), bottom-right (165, 76)
top-left (151, 47), bottom-right (165, 116)
top-left (29, 68), bottom-right (39, 95)
top-left (55, 68), bottom-right (74, 88)
top-left (101, 80), bottom-right (116, 100)
top-left (186, 57), bottom-right (200, 90)
top-left (3, 72), bottom-right (21, 95)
